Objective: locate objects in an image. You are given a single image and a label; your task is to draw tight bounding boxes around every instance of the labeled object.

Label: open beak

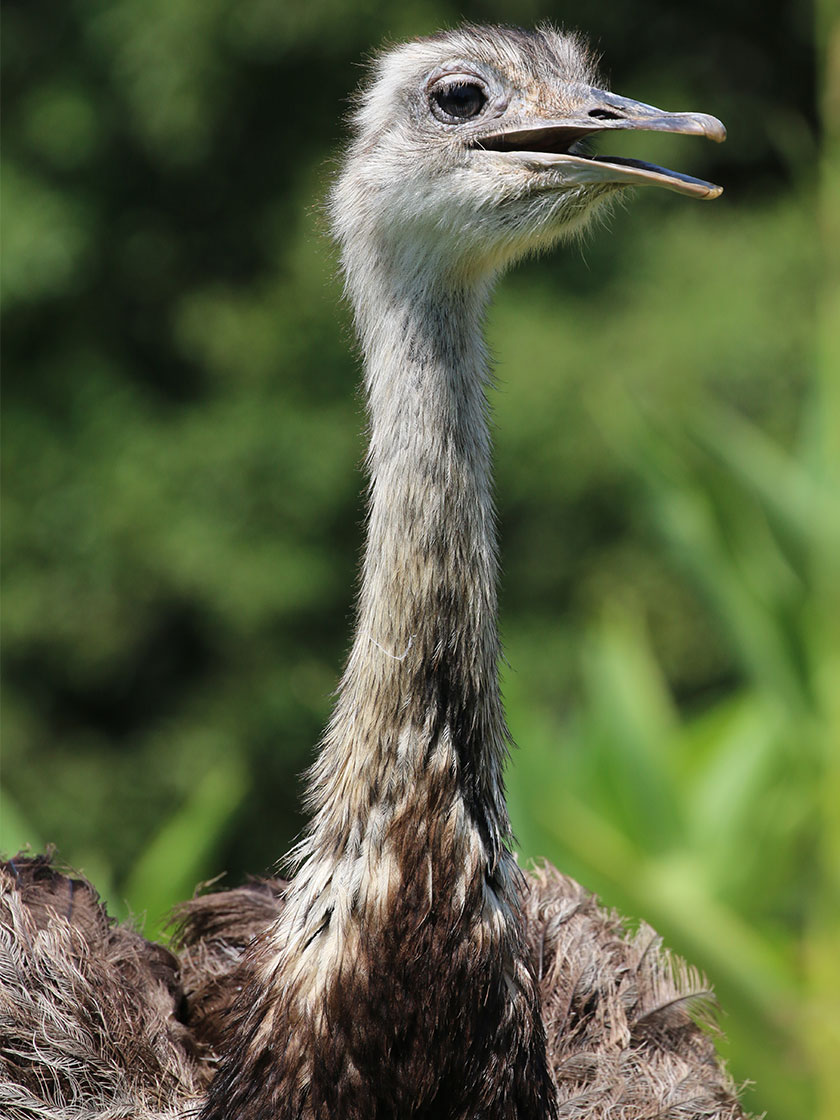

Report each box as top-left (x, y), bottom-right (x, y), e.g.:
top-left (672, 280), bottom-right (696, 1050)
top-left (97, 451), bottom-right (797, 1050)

top-left (474, 87), bottom-right (726, 199)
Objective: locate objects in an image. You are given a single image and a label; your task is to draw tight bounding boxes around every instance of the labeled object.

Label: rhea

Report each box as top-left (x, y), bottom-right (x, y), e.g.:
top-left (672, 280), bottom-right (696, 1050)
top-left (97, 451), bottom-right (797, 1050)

top-left (1, 24), bottom-right (746, 1120)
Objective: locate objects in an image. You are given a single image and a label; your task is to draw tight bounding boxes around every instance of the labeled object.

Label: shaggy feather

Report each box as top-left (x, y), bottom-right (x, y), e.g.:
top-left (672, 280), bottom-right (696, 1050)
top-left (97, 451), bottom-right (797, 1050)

top-left (170, 878), bottom-right (286, 1052)
top-left (522, 865), bottom-right (743, 1118)
top-left (0, 855), bottom-right (205, 1120)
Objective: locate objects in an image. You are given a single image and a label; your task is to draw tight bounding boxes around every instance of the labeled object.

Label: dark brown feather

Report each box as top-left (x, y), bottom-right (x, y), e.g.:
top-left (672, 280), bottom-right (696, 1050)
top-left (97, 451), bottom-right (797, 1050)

top-left (170, 877), bottom-right (286, 1052)
top-left (522, 864), bottom-right (744, 1118)
top-left (0, 852), bottom-right (206, 1119)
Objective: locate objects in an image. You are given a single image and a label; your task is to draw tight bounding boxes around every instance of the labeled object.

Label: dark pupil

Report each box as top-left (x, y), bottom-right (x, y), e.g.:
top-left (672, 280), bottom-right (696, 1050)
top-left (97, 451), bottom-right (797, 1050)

top-left (434, 82), bottom-right (485, 120)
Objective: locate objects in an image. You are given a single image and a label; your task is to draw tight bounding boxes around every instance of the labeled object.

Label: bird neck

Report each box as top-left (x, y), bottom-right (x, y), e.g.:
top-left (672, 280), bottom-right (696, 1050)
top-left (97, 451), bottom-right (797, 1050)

top-left (311, 270), bottom-right (511, 865)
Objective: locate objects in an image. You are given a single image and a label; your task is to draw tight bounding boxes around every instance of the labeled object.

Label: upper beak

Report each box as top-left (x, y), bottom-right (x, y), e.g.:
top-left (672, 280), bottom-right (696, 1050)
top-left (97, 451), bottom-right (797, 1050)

top-left (474, 87), bottom-right (726, 200)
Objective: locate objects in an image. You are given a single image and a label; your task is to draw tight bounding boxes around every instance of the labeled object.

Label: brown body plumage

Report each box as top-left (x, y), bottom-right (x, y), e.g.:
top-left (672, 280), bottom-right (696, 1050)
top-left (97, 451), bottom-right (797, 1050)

top-left (1, 854), bottom-right (741, 1118)
top-left (1, 25), bottom-right (747, 1120)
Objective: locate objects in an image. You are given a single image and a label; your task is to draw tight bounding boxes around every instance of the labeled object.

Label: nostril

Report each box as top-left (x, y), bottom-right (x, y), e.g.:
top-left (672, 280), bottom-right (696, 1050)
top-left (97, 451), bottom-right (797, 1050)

top-left (588, 108), bottom-right (624, 120)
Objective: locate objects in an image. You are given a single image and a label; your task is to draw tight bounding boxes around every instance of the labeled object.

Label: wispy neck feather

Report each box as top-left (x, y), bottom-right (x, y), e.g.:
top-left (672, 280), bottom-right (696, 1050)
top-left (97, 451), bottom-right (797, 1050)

top-left (307, 264), bottom-right (510, 864)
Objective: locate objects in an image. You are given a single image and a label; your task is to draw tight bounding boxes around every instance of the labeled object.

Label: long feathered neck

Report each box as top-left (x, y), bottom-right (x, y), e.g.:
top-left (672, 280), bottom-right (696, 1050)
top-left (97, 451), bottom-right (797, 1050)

top-left (308, 266), bottom-right (511, 868)
top-left (201, 251), bottom-right (555, 1119)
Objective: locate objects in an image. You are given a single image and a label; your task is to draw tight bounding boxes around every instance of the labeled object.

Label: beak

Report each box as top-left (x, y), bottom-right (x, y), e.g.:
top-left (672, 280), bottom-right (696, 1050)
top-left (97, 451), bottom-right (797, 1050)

top-left (474, 87), bottom-right (726, 200)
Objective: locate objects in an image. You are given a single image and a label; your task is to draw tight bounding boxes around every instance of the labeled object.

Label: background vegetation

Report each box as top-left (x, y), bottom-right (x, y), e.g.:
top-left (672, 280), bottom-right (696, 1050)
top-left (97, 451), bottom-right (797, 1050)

top-left (2, 1), bottom-right (834, 1117)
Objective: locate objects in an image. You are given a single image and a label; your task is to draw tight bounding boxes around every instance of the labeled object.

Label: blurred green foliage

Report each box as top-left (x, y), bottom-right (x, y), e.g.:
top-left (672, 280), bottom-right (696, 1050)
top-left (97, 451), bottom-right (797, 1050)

top-left (1, 2), bottom-right (833, 1118)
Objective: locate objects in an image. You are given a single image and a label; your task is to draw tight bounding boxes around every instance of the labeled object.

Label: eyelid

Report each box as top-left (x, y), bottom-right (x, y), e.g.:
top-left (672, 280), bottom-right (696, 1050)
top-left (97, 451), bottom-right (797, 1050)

top-left (425, 65), bottom-right (488, 92)
top-left (431, 73), bottom-right (487, 91)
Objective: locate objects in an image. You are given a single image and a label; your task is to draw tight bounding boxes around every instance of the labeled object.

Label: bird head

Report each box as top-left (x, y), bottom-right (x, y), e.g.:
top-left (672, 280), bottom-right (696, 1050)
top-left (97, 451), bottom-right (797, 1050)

top-left (331, 24), bottom-right (725, 284)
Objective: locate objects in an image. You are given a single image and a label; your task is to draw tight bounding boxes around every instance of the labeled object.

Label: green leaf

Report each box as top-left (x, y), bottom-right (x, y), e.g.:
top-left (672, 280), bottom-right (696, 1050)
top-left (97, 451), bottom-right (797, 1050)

top-left (121, 754), bottom-right (249, 939)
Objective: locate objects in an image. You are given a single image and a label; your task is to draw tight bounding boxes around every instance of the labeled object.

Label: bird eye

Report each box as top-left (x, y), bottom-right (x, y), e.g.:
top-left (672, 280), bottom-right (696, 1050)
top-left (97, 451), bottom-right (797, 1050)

top-left (430, 80), bottom-right (487, 123)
